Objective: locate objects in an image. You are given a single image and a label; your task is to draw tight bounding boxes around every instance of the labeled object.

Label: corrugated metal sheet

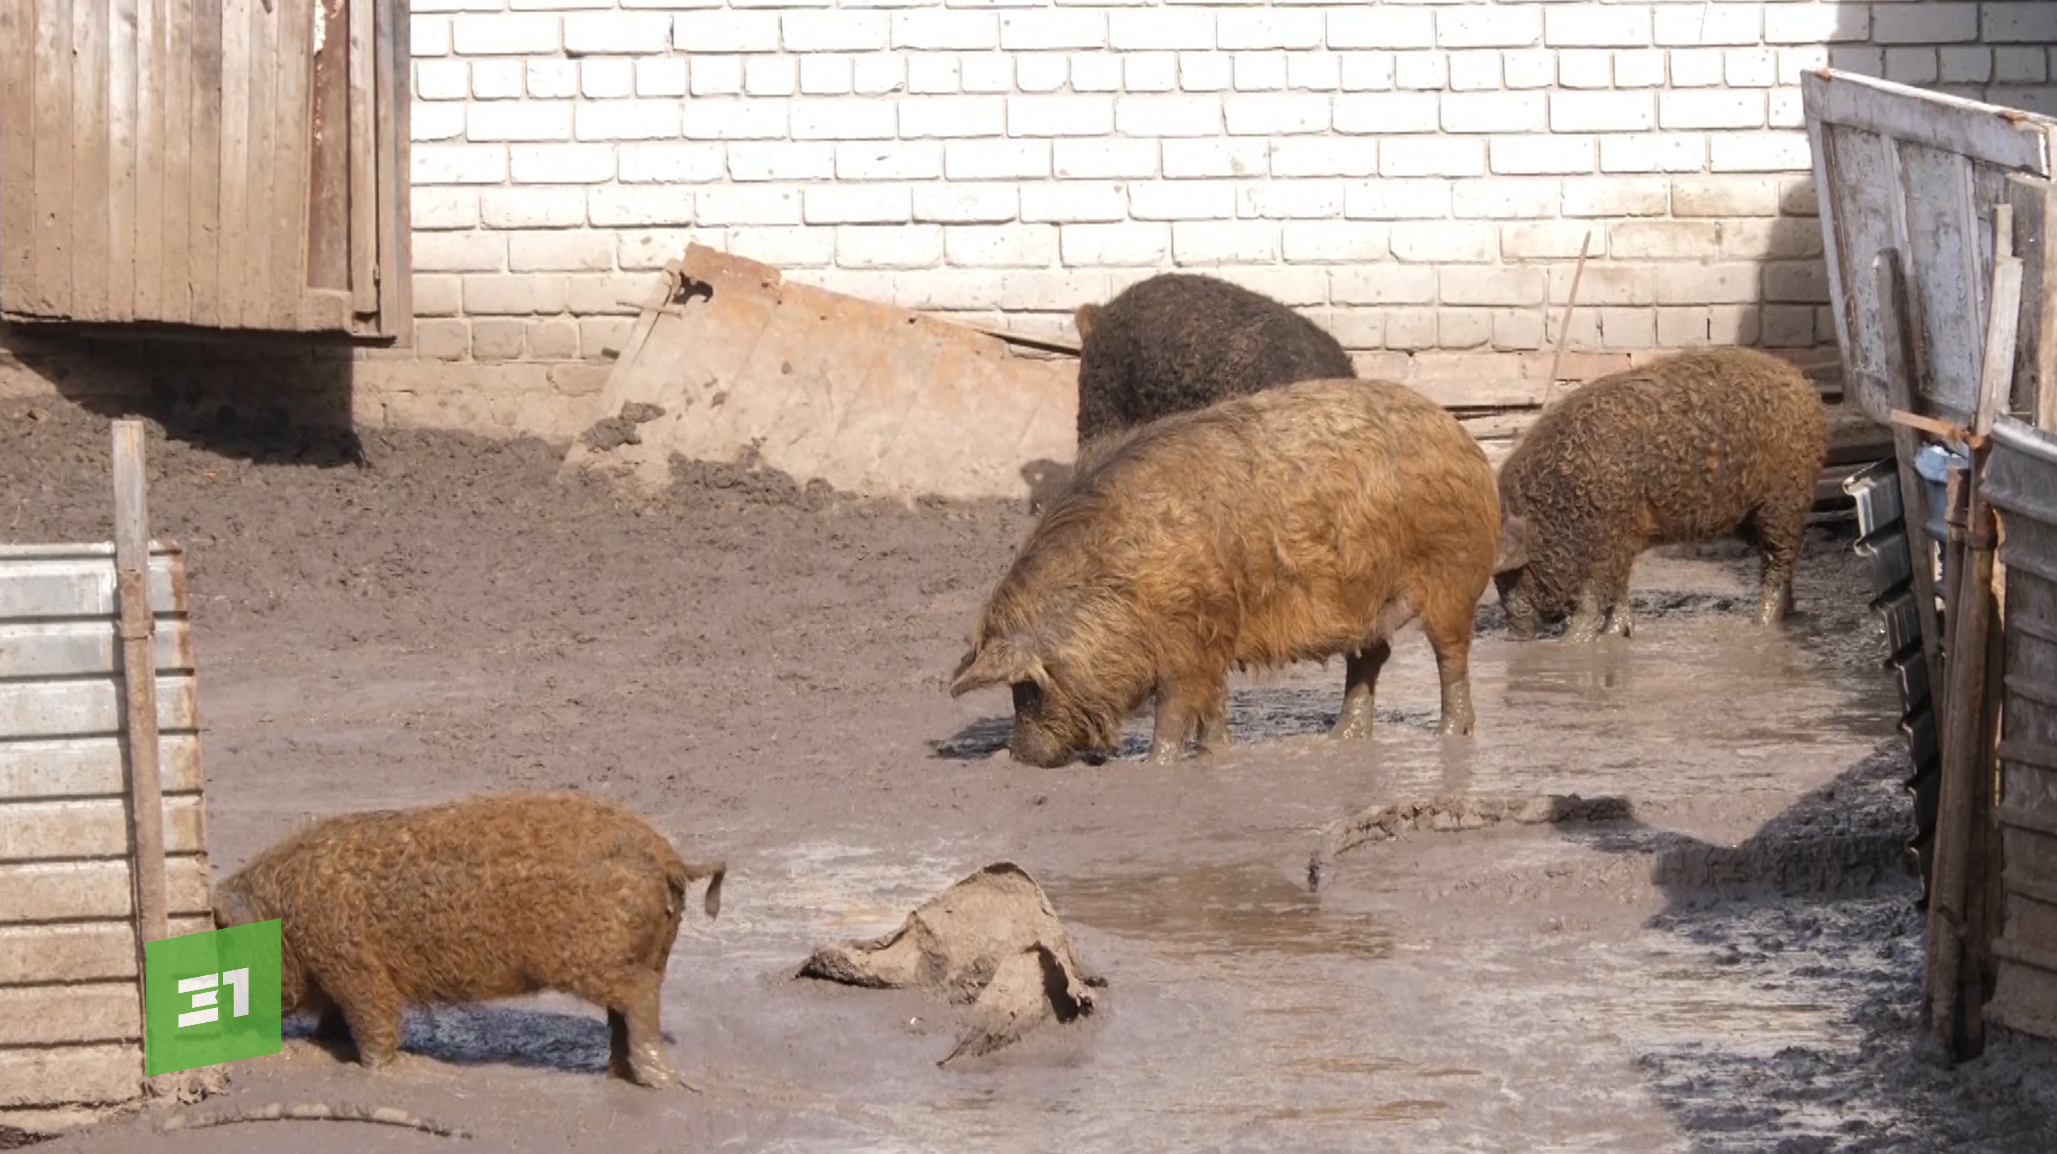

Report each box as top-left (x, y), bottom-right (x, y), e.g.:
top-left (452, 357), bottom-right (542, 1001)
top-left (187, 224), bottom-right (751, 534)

top-left (0, 541), bottom-right (213, 1115)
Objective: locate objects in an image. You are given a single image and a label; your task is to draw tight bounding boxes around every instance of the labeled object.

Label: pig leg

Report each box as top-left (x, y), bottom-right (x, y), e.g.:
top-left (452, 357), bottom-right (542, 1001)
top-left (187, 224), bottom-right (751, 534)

top-left (1194, 681), bottom-right (1231, 755)
top-left (1751, 494), bottom-right (1808, 625)
top-left (1421, 601), bottom-right (1478, 737)
top-left (596, 971), bottom-right (677, 1088)
top-left (319, 965), bottom-right (404, 1070)
top-left (1331, 642), bottom-right (1392, 741)
top-left (1148, 680), bottom-right (1215, 764)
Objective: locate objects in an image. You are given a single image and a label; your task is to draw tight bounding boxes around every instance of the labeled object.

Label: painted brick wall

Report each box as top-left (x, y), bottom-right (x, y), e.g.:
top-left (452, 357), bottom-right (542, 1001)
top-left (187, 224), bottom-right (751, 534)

top-left (404, 1), bottom-right (2057, 377)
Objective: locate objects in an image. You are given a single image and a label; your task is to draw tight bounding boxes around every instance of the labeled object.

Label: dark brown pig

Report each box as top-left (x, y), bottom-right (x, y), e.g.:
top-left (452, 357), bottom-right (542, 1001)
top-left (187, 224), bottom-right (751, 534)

top-left (211, 791), bottom-right (725, 1088)
top-left (950, 378), bottom-right (1529, 767)
top-left (1072, 273), bottom-right (1356, 452)
top-left (1493, 346), bottom-right (1827, 641)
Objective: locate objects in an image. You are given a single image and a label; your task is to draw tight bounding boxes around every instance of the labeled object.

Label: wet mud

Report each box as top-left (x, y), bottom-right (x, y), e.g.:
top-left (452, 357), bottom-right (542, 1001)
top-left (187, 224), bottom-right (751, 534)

top-left (4, 398), bottom-right (2055, 1153)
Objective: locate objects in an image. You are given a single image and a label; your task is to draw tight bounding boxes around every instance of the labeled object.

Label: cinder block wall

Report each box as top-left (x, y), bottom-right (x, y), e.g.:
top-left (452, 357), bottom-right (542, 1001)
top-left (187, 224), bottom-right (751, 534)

top-left (404, 1), bottom-right (2057, 385)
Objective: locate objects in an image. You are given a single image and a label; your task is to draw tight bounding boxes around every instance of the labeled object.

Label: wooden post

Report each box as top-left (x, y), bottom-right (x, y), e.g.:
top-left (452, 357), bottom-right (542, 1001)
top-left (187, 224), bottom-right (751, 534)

top-left (112, 421), bottom-right (169, 960)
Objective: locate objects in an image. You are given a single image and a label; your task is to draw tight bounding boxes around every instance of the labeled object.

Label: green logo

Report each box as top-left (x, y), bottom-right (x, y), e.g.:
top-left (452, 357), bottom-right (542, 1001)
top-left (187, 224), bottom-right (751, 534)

top-left (142, 920), bottom-right (284, 1076)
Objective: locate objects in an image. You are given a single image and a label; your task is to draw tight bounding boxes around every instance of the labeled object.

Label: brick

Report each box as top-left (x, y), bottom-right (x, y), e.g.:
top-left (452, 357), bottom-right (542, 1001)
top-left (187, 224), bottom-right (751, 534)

top-left (466, 318), bottom-right (523, 362)
top-left (723, 225), bottom-right (836, 268)
top-left (803, 183), bottom-right (909, 225)
top-left (1544, 5), bottom-right (1650, 49)
top-left (415, 231), bottom-right (506, 272)
top-left (1490, 135), bottom-right (1595, 176)
top-left (482, 186), bottom-right (586, 229)
top-left (1659, 3), bottom-right (1762, 47)
top-left (1127, 180), bottom-right (1234, 221)
top-left (1503, 49), bottom-right (1552, 90)
top-left (1886, 49), bottom-right (1939, 87)
top-left (1438, 5), bottom-right (1541, 49)
top-left (1384, 309), bottom-right (1436, 350)
top-left (946, 139), bottom-right (1051, 181)
top-left (1440, 267), bottom-right (1545, 307)
top-left (1073, 51), bottom-right (1124, 93)
top-left (463, 273), bottom-right (568, 315)
top-left (1760, 306), bottom-right (1816, 349)
top-left (1721, 217), bottom-right (1824, 261)
top-left (579, 317), bottom-right (634, 360)
top-left (1381, 137), bottom-right (1486, 178)
top-left (781, 12), bottom-right (887, 53)
top-left (1709, 131), bottom-right (1810, 173)
top-left (1224, 93), bottom-right (1330, 135)
top-left (564, 12), bottom-right (671, 55)
top-left (1986, 3), bottom-right (2057, 43)
top-left (1452, 178), bottom-right (1559, 220)
top-left (675, 11), bottom-right (780, 53)
top-left (1437, 310), bottom-right (1491, 350)
top-left (1995, 46), bottom-right (2049, 84)
top-left (1163, 138), bottom-right (1267, 178)
top-left (1019, 53), bottom-right (1070, 93)
top-left (1769, 89), bottom-right (1803, 130)
top-left (1583, 308), bottom-right (1651, 349)
top-left (577, 100), bottom-right (684, 141)
top-left (1873, 3), bottom-right (1979, 45)
top-left (1021, 181), bottom-right (1127, 223)
top-left (945, 224), bottom-right (1056, 268)
top-left (1054, 139), bottom-right (1159, 180)
top-left (565, 273), bottom-right (655, 315)
top-left (1124, 51), bottom-right (1177, 92)
top-left (900, 96), bottom-right (1005, 138)
top-left (1777, 46), bottom-right (1829, 86)
top-left (961, 53), bottom-right (1012, 94)
top-left (1493, 310), bottom-right (1546, 352)
top-left (1779, 176), bottom-right (1819, 218)
top-left (413, 318), bottom-right (469, 361)
top-left (1599, 133), bottom-right (1705, 174)
top-left (1725, 48), bottom-right (1776, 89)
top-left (1271, 137), bottom-right (1376, 178)
top-left (1828, 46), bottom-right (1884, 76)
top-left (790, 99), bottom-right (895, 140)
top-left (838, 225), bottom-right (943, 269)
top-left (409, 274), bottom-right (462, 324)
top-left (1180, 52), bottom-right (1232, 93)
top-left (1223, 267), bottom-right (1327, 308)
top-left (905, 53), bottom-right (956, 94)
top-left (679, 98), bottom-right (787, 140)
top-left (1233, 52), bottom-right (1286, 93)
top-left (1447, 50), bottom-right (1500, 92)
top-left (509, 143), bottom-right (613, 184)
top-left (507, 231), bottom-right (616, 273)
top-left (1764, 261), bottom-right (1831, 304)
top-left (1551, 91), bottom-right (1655, 132)
top-left (580, 58), bottom-right (634, 99)
top-left (616, 142), bottom-right (724, 184)
top-left (1326, 309), bottom-right (1384, 350)
top-left (798, 56), bottom-right (854, 96)
top-left (743, 56), bottom-right (796, 96)
top-left (1060, 223), bottom-right (1170, 267)
top-left (1991, 87), bottom-right (2057, 117)
top-left (839, 140), bottom-right (945, 181)
top-left (1500, 222), bottom-right (1596, 260)
top-left (637, 58), bottom-right (688, 97)
top-left (1288, 51), bottom-right (1340, 92)
top-left (1659, 91), bottom-right (1763, 131)
top-left (1563, 176), bottom-right (1668, 217)
top-left (1109, 10), bottom-right (1213, 52)
top-left (1653, 263), bottom-right (1759, 306)
top-left (855, 53), bottom-right (902, 95)
top-left (886, 271), bottom-right (1003, 313)
top-left (468, 102), bottom-right (573, 142)
top-left (1670, 177), bottom-right (1778, 219)
top-left (1344, 178), bottom-right (1450, 220)
top-left (1239, 179), bottom-right (1344, 219)
top-left (1610, 221), bottom-right (1721, 260)
top-left (413, 188), bottom-right (480, 230)
top-left (1391, 222), bottom-right (1497, 263)
top-left (528, 319), bottom-right (581, 360)
top-left (1557, 49), bottom-right (1610, 89)
top-left (1282, 221), bottom-right (1389, 263)
top-left (417, 59), bottom-right (469, 101)
top-left (1394, 51), bottom-right (1447, 91)
top-left (1549, 264), bottom-right (1655, 307)
top-left (453, 14), bottom-right (560, 55)
top-left (694, 186), bottom-right (802, 225)
top-left (415, 144), bottom-right (509, 184)
top-left (1327, 8), bottom-right (1431, 51)
top-left (1442, 92), bottom-right (1546, 134)
top-left (1218, 9), bottom-right (1321, 51)
top-left (914, 183), bottom-right (1017, 224)
top-left (525, 60), bottom-right (578, 99)
top-left (1668, 47), bottom-right (1721, 89)
top-left (999, 10), bottom-right (1106, 51)
top-left (1613, 49), bottom-right (1665, 89)
top-left (1009, 95), bottom-right (1115, 137)
top-left (1652, 308), bottom-right (1709, 348)
top-left (412, 103), bottom-right (464, 141)
top-left (590, 187), bottom-right (692, 228)
top-left (1340, 52), bottom-right (1396, 92)
top-left (1333, 92), bottom-right (1438, 134)
top-left (412, 15), bottom-right (452, 57)
top-left (1940, 47), bottom-right (1994, 85)
top-left (997, 269), bottom-right (1111, 313)
top-left (1764, 3), bottom-right (1862, 46)
top-left (1115, 95), bottom-right (1222, 137)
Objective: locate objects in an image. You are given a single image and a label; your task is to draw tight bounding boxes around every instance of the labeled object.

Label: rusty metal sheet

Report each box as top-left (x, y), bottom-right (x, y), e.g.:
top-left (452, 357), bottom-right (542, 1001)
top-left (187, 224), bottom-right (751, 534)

top-left (560, 243), bottom-right (1078, 505)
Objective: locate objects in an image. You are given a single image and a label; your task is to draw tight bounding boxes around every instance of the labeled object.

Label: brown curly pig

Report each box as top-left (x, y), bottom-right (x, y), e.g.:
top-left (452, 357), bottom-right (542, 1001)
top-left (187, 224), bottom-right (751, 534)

top-left (1072, 273), bottom-right (1356, 453)
top-left (211, 791), bottom-right (726, 1088)
top-left (950, 378), bottom-right (1530, 767)
top-left (1493, 346), bottom-right (1828, 642)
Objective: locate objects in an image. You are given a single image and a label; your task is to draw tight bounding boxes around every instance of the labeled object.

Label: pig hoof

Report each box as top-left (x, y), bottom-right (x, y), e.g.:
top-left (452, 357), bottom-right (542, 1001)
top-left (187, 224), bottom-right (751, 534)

top-left (1329, 717), bottom-right (1375, 741)
top-left (1146, 743), bottom-right (1183, 766)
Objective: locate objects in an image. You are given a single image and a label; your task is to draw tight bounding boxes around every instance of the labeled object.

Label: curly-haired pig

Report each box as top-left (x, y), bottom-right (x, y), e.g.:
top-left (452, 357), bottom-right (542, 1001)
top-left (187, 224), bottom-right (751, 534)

top-left (1494, 346), bottom-right (1828, 642)
top-left (950, 378), bottom-right (1530, 767)
top-left (210, 791), bottom-right (726, 1088)
top-left (1072, 273), bottom-right (1356, 452)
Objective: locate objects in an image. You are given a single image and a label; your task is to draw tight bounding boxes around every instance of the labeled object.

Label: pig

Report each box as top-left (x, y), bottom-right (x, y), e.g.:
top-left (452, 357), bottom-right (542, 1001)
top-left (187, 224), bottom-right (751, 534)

top-left (1493, 346), bottom-right (1828, 642)
top-left (210, 791), bottom-right (726, 1088)
top-left (950, 378), bottom-right (1530, 767)
top-left (1072, 273), bottom-right (1357, 452)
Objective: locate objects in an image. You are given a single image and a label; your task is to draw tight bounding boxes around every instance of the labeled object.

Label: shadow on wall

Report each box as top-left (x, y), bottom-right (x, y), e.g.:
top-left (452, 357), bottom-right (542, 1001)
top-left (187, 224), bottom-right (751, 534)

top-left (1830, 2), bottom-right (2057, 115)
top-left (0, 322), bottom-right (365, 467)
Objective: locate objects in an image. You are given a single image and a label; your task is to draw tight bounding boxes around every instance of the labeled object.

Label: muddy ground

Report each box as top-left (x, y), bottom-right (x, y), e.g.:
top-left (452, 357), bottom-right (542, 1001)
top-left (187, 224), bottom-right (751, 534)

top-left (6, 397), bottom-right (2057, 1154)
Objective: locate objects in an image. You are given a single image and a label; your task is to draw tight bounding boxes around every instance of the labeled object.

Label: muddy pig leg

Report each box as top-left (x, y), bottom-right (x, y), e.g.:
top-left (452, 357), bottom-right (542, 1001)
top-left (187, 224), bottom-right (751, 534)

top-left (598, 971), bottom-right (677, 1088)
top-left (1148, 679), bottom-right (1214, 765)
top-left (1421, 599), bottom-right (1478, 737)
top-left (319, 964), bottom-right (405, 1070)
top-left (1194, 678), bottom-right (1231, 755)
top-left (1331, 641), bottom-right (1393, 741)
top-left (1751, 494), bottom-right (1808, 625)
top-left (1561, 586), bottom-right (1607, 643)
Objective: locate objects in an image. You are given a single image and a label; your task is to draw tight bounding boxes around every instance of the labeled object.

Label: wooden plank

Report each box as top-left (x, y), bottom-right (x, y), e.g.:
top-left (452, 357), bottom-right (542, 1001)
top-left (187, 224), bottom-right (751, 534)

top-left (346, 0), bottom-right (375, 314)
top-left (70, 0), bottom-right (112, 320)
top-left (29, 0), bottom-right (73, 316)
top-left (0, 0), bottom-right (36, 314)
top-left (271, 0), bottom-right (312, 329)
top-left (0, 675), bottom-right (200, 741)
top-left (0, 796), bottom-right (207, 861)
top-left (2027, 159), bottom-right (2057, 433)
top-left (0, 919), bottom-right (210, 984)
top-left (156, 0), bottom-right (191, 322)
top-left (307, 0), bottom-right (349, 294)
top-left (1902, 143), bottom-right (1986, 424)
top-left (0, 1043), bottom-right (141, 1109)
top-left (392, 0), bottom-right (410, 341)
top-left (2003, 173), bottom-right (2046, 421)
top-left (0, 855), bottom-right (210, 922)
top-left (0, 618), bottom-right (194, 679)
top-left (0, 983), bottom-right (142, 1046)
top-left (374, 0), bottom-right (406, 340)
top-left (242, 0), bottom-right (279, 331)
top-left (123, 0), bottom-right (154, 320)
top-left (215, 0), bottom-right (250, 328)
top-left (1802, 70), bottom-right (2052, 175)
top-left (111, 421), bottom-right (169, 957)
top-left (1806, 90), bottom-right (1857, 403)
top-left (186, 0), bottom-right (221, 325)
top-left (1878, 250), bottom-right (1948, 740)
top-left (0, 735), bottom-right (204, 800)
top-left (298, 286), bottom-right (351, 331)
top-left (1977, 208), bottom-right (2025, 435)
top-left (104, 0), bottom-right (141, 315)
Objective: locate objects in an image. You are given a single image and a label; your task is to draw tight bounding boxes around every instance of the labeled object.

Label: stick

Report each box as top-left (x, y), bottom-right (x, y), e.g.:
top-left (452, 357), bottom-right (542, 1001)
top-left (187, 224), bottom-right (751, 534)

top-left (161, 1101), bottom-right (473, 1139)
top-left (113, 420), bottom-right (169, 953)
top-left (1888, 407), bottom-right (1973, 446)
top-left (1977, 204), bottom-right (2024, 435)
top-left (1543, 230), bottom-right (1593, 406)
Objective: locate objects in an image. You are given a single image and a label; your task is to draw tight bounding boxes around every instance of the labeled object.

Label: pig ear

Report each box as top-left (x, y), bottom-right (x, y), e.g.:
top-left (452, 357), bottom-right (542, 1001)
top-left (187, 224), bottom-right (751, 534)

top-left (1493, 515), bottom-right (1530, 574)
top-left (1073, 304), bottom-right (1100, 342)
top-left (949, 633), bottom-right (1048, 698)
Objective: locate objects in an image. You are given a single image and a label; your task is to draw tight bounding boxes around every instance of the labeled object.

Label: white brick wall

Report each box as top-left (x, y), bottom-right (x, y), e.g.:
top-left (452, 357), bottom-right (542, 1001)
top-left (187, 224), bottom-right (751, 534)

top-left (408, 0), bottom-right (2057, 370)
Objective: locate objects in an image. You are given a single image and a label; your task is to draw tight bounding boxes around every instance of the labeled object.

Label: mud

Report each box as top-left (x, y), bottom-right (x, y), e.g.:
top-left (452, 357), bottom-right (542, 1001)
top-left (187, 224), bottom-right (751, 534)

top-left (5, 396), bottom-right (2056, 1153)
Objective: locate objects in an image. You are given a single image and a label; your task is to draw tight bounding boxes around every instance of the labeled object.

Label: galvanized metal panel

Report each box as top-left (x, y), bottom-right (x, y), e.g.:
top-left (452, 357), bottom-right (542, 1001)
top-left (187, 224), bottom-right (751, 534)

top-left (0, 734), bottom-right (202, 799)
top-left (0, 552), bottom-right (180, 621)
top-left (0, 1044), bottom-right (140, 1108)
top-left (0, 984), bottom-right (139, 1046)
top-left (0, 855), bottom-right (210, 922)
top-left (0, 617), bottom-right (193, 679)
top-left (0, 674), bottom-right (198, 740)
top-left (0, 795), bottom-right (206, 861)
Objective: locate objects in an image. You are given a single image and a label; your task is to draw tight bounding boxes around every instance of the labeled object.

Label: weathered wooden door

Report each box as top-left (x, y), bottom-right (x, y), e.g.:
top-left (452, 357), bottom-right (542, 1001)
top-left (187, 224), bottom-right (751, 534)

top-left (0, 0), bottom-right (410, 339)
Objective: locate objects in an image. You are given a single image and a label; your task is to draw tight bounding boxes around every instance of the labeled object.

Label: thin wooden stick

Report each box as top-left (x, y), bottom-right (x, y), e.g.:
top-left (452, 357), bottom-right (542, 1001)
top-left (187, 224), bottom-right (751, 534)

top-left (113, 420), bottom-right (169, 955)
top-left (1543, 230), bottom-right (1594, 407)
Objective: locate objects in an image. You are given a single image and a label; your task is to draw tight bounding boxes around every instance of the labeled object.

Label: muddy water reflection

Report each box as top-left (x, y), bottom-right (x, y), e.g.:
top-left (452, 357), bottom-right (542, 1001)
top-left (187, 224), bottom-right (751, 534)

top-left (1048, 861), bottom-right (1394, 958)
